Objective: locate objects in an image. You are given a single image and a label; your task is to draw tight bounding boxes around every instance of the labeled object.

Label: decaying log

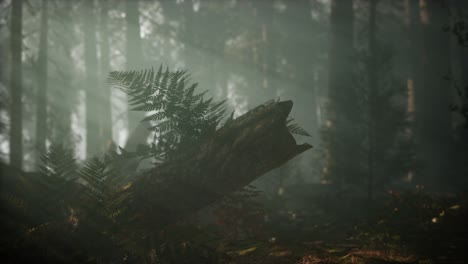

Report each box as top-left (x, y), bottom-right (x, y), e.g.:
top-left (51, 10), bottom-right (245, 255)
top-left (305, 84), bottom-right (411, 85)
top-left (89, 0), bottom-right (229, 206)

top-left (129, 100), bottom-right (312, 227)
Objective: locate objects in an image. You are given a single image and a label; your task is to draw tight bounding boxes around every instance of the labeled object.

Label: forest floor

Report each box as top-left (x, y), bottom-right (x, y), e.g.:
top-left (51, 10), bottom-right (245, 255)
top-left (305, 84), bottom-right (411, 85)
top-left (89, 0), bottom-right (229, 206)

top-left (202, 186), bottom-right (468, 264)
top-left (1, 170), bottom-right (467, 264)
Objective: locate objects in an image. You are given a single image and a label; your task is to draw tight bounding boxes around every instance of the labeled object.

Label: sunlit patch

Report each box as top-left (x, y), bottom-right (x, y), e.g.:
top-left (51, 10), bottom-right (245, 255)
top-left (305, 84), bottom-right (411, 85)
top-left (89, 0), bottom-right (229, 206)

top-left (226, 78), bottom-right (248, 117)
top-left (449, 204), bottom-right (460, 210)
top-left (431, 217), bottom-right (438, 223)
top-left (419, 0), bottom-right (429, 25)
top-left (291, 212), bottom-right (297, 220)
top-left (277, 187), bottom-right (284, 196)
top-left (67, 207), bottom-right (79, 228)
top-left (439, 211), bottom-right (445, 217)
top-left (320, 179), bottom-right (332, 184)
top-left (322, 166), bottom-right (328, 174)
top-left (236, 246), bottom-right (256, 256)
top-left (269, 248), bottom-right (291, 257)
top-left (404, 170), bottom-right (413, 182)
top-left (121, 182), bottom-right (133, 190)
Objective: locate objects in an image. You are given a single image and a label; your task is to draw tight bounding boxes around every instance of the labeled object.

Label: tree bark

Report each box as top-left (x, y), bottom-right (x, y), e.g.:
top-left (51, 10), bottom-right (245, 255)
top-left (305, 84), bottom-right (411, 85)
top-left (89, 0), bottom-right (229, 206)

top-left (83, 0), bottom-right (101, 156)
top-left (326, 0), bottom-right (357, 186)
top-left (2, 100), bottom-right (311, 231)
top-left (35, 0), bottom-right (49, 166)
top-left (257, 0), bottom-right (276, 94)
top-left (415, 0), bottom-right (452, 188)
top-left (99, 0), bottom-right (113, 152)
top-left (367, 0), bottom-right (377, 201)
top-left (55, 0), bottom-right (74, 144)
top-left (9, 0), bottom-right (23, 169)
top-left (129, 100), bottom-right (312, 227)
top-left (124, 0), bottom-right (146, 151)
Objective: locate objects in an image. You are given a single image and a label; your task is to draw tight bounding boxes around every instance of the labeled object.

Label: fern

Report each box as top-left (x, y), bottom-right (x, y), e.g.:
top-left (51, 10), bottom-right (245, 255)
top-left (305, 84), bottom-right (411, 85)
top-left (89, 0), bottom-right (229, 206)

top-left (39, 143), bottom-right (78, 180)
top-left (78, 155), bottom-right (131, 222)
top-left (286, 118), bottom-right (311, 137)
top-left (35, 143), bottom-right (79, 219)
top-left (108, 65), bottom-right (227, 160)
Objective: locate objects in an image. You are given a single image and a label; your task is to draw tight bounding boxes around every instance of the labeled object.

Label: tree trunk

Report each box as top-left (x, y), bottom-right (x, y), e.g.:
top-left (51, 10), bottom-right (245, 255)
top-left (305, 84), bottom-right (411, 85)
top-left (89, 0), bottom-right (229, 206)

top-left (367, 0), bottom-right (377, 201)
top-left (415, 0), bottom-right (452, 188)
top-left (55, 0), bottom-right (74, 144)
top-left (125, 0), bottom-right (143, 69)
top-left (402, 0), bottom-right (420, 185)
top-left (326, 0), bottom-right (357, 186)
top-left (83, 0), bottom-right (100, 157)
top-left (35, 0), bottom-right (49, 166)
top-left (99, 0), bottom-right (113, 152)
top-left (258, 1), bottom-right (276, 94)
top-left (124, 0), bottom-right (146, 152)
top-left (181, 0), bottom-right (197, 71)
top-left (9, 0), bottom-right (23, 169)
top-left (129, 100), bottom-right (312, 228)
top-left (1, 100), bottom-right (311, 234)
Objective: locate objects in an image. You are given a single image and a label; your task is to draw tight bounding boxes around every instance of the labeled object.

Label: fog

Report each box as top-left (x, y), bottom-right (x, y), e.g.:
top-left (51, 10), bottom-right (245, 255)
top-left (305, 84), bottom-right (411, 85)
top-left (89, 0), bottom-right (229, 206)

top-left (0, 0), bottom-right (467, 263)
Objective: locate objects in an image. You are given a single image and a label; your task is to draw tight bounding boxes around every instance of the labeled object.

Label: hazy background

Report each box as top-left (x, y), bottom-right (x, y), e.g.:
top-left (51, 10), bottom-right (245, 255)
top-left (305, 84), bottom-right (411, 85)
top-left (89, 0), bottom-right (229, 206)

top-left (1, 0), bottom-right (467, 195)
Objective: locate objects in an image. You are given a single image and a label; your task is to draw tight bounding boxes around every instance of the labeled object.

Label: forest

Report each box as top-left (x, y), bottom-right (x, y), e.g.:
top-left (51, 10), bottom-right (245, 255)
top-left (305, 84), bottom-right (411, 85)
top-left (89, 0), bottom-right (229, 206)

top-left (0, 0), bottom-right (467, 263)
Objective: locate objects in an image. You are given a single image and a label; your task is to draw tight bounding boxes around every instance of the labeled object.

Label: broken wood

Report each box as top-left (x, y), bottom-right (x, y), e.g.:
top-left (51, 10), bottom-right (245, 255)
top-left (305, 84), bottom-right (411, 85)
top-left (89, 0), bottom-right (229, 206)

top-left (129, 100), bottom-right (312, 227)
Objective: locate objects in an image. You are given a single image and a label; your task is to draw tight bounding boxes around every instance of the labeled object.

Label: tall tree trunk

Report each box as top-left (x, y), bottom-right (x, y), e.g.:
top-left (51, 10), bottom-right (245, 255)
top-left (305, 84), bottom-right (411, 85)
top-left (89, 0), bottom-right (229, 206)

top-left (125, 0), bottom-right (143, 69)
top-left (402, 0), bottom-right (420, 184)
top-left (35, 0), bottom-right (49, 165)
top-left (124, 0), bottom-right (146, 151)
top-left (258, 1), bottom-right (276, 93)
top-left (83, 0), bottom-right (100, 157)
top-left (326, 0), bottom-right (357, 186)
top-left (181, 1), bottom-right (196, 70)
top-left (450, 1), bottom-right (468, 187)
top-left (99, 0), bottom-right (113, 151)
top-left (56, 0), bottom-right (73, 144)
top-left (367, 0), bottom-right (378, 201)
top-left (9, 0), bottom-right (23, 169)
top-left (415, 0), bottom-right (452, 188)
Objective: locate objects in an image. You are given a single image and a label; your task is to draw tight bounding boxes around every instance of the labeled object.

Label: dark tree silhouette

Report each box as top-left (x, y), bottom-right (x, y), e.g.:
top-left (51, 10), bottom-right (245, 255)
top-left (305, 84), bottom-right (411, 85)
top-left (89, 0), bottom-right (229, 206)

top-left (35, 0), bottom-right (49, 166)
top-left (9, 0), bottom-right (23, 169)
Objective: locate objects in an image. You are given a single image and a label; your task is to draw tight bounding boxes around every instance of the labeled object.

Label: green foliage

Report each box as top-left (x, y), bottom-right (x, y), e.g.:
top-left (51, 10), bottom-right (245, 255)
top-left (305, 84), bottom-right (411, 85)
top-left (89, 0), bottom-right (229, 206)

top-left (108, 66), bottom-right (227, 160)
top-left (286, 118), bottom-right (311, 137)
top-left (35, 143), bottom-right (78, 221)
top-left (2, 62), bottom-right (312, 263)
top-left (78, 154), bottom-right (131, 223)
top-left (39, 142), bottom-right (77, 180)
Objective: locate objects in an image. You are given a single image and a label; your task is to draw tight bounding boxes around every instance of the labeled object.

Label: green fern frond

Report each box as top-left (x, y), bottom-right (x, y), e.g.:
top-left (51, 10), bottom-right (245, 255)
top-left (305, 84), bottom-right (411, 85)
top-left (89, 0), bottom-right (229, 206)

top-left (78, 155), bottom-right (130, 221)
top-left (109, 65), bottom-right (227, 160)
top-left (79, 156), bottom-right (108, 198)
top-left (286, 118), bottom-right (311, 137)
top-left (39, 143), bottom-right (78, 180)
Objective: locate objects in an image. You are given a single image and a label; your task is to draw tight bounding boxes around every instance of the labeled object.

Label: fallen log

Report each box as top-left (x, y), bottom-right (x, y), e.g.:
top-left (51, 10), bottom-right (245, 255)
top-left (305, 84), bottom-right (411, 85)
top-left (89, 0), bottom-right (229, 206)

top-left (129, 100), bottom-right (312, 227)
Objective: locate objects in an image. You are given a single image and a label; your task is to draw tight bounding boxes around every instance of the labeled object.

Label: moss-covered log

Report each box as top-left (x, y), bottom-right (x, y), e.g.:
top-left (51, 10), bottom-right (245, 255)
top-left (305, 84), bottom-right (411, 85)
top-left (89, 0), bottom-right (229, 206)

top-left (129, 100), bottom-right (312, 227)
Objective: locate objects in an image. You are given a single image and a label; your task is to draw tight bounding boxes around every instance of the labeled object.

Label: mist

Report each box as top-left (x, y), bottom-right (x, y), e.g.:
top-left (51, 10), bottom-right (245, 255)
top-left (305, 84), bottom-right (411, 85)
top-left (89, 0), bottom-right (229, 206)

top-left (0, 0), bottom-right (467, 263)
